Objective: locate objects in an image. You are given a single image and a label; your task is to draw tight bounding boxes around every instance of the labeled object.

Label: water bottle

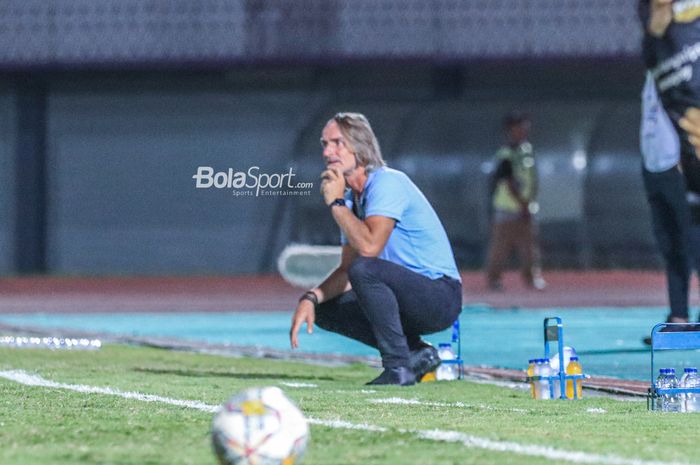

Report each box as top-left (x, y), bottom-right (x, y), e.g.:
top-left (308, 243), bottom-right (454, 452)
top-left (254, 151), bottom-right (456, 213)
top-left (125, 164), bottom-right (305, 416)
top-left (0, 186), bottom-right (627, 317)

top-left (668, 368), bottom-right (682, 412)
top-left (655, 369), bottom-right (669, 411)
top-left (436, 343), bottom-right (457, 381)
top-left (548, 346), bottom-right (577, 374)
top-left (658, 368), bottom-right (682, 412)
top-left (551, 366), bottom-right (562, 399)
top-left (680, 368), bottom-right (690, 412)
top-left (565, 356), bottom-right (583, 399)
top-left (535, 359), bottom-right (552, 400)
top-left (681, 367), bottom-right (700, 413)
top-left (527, 359), bottom-right (537, 399)
top-left (680, 368), bottom-right (690, 399)
top-left (532, 360), bottom-right (541, 399)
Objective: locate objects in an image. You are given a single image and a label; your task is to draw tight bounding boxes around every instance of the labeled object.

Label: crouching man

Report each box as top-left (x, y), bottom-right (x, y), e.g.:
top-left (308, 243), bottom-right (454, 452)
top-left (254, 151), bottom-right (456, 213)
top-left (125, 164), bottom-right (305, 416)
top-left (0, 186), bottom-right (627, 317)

top-left (289, 112), bottom-right (462, 386)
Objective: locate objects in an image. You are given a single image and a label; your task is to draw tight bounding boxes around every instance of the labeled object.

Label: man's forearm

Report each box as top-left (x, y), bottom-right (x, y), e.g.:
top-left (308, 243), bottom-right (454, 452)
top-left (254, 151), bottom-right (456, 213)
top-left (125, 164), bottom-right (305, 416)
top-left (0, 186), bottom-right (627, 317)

top-left (312, 267), bottom-right (351, 303)
top-left (331, 206), bottom-right (377, 256)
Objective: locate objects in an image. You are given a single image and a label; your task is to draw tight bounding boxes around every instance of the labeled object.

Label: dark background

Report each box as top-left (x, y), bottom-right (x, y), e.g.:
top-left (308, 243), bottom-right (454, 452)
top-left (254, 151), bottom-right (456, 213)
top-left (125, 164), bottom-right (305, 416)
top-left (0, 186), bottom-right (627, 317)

top-left (0, 0), bottom-right (653, 275)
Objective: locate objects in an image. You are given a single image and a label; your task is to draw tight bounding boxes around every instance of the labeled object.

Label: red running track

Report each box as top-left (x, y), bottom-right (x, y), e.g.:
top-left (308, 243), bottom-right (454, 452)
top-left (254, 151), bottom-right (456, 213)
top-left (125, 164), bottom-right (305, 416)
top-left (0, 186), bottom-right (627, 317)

top-left (0, 270), bottom-right (694, 313)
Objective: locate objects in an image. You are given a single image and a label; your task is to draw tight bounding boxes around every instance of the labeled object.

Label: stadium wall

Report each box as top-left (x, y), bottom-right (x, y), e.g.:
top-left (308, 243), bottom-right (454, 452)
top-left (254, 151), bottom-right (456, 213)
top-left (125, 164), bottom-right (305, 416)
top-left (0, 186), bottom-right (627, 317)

top-left (0, 90), bottom-right (16, 274)
top-left (0, 0), bottom-right (655, 275)
top-left (0, 0), bottom-right (641, 67)
top-left (0, 62), bottom-right (655, 275)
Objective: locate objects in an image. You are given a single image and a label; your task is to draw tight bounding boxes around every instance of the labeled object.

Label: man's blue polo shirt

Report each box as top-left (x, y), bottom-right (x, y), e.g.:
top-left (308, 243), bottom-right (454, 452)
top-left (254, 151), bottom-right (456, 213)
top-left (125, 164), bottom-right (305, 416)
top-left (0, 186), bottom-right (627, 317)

top-left (340, 167), bottom-right (460, 282)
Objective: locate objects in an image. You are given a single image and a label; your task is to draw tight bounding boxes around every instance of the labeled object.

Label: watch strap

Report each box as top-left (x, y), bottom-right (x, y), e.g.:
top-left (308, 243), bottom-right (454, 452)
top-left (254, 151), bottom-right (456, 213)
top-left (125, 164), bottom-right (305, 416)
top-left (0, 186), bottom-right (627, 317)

top-left (299, 291), bottom-right (319, 308)
top-left (329, 198), bottom-right (346, 208)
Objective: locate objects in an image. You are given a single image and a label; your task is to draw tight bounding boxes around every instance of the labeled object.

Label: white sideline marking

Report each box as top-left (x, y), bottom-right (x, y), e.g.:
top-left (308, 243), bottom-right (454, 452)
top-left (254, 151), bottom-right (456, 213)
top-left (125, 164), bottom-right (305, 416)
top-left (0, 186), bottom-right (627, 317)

top-left (0, 370), bottom-right (219, 413)
top-left (280, 382), bottom-right (318, 388)
top-left (369, 397), bottom-right (529, 413)
top-left (308, 418), bottom-right (387, 432)
top-left (370, 397), bottom-right (421, 405)
top-left (587, 408), bottom-right (607, 414)
top-left (413, 430), bottom-right (687, 465)
top-left (0, 370), bottom-right (689, 465)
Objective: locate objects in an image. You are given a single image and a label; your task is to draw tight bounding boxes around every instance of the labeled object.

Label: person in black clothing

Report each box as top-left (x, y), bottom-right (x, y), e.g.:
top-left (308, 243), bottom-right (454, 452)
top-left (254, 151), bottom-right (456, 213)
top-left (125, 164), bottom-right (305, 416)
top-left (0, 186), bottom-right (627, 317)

top-left (640, 73), bottom-right (694, 344)
top-left (640, 0), bottom-right (700, 332)
top-left (639, 0), bottom-right (700, 194)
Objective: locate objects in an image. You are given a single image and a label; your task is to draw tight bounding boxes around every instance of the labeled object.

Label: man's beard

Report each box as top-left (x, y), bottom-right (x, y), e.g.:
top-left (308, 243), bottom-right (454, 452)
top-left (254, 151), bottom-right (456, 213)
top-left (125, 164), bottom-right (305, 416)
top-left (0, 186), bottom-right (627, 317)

top-left (342, 156), bottom-right (359, 177)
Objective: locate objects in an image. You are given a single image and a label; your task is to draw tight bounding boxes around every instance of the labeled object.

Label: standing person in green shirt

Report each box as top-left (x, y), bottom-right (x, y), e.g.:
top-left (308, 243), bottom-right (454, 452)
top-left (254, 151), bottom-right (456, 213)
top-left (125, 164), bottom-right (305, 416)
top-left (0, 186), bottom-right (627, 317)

top-left (485, 112), bottom-right (546, 291)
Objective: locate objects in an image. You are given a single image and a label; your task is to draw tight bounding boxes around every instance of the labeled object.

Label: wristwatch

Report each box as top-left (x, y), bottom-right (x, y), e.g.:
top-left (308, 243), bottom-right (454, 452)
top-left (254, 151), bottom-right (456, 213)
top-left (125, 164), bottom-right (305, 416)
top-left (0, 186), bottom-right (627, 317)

top-left (328, 198), bottom-right (346, 209)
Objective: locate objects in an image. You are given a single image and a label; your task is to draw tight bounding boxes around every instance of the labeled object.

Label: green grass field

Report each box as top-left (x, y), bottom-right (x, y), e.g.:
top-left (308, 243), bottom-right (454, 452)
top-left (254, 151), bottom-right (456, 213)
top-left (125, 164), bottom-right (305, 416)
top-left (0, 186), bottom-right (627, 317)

top-left (1, 343), bottom-right (699, 465)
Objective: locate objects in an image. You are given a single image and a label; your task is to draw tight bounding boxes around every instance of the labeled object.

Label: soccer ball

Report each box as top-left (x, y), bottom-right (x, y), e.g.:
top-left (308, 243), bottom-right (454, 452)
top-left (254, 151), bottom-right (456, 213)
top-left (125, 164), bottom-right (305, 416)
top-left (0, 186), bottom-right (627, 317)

top-left (211, 386), bottom-right (309, 465)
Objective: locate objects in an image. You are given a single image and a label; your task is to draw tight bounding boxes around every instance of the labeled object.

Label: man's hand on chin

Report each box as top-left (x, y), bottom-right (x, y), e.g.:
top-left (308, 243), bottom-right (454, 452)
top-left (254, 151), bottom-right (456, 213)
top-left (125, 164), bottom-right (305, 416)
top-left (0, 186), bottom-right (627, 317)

top-left (320, 167), bottom-right (346, 205)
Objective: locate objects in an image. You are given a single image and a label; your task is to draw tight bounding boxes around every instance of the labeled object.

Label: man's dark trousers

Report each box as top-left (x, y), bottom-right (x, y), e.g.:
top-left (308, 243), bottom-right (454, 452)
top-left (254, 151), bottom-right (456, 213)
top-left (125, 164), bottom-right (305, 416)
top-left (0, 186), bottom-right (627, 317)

top-left (643, 166), bottom-right (691, 320)
top-left (315, 256), bottom-right (462, 368)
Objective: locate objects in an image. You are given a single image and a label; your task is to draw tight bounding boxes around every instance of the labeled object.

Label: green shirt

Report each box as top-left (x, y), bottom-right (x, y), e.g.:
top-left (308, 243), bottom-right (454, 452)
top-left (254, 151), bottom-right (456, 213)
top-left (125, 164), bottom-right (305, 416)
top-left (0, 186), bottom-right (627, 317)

top-left (492, 142), bottom-right (538, 214)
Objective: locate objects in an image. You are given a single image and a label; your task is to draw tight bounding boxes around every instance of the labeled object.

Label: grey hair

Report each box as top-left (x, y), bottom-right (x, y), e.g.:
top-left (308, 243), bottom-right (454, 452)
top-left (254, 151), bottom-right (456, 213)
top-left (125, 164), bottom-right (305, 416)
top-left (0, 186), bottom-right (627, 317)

top-left (332, 112), bottom-right (386, 172)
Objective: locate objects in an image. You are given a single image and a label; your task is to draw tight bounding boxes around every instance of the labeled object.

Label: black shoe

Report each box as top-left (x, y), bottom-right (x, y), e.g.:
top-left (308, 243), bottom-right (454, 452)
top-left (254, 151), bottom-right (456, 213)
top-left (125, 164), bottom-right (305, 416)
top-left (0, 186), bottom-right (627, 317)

top-left (365, 366), bottom-right (416, 386)
top-left (409, 344), bottom-right (441, 382)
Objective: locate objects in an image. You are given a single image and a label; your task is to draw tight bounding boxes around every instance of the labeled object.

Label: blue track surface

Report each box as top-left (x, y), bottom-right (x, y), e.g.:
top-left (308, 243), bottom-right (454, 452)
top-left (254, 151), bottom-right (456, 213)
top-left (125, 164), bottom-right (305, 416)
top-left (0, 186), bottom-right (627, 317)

top-left (2, 306), bottom-right (700, 380)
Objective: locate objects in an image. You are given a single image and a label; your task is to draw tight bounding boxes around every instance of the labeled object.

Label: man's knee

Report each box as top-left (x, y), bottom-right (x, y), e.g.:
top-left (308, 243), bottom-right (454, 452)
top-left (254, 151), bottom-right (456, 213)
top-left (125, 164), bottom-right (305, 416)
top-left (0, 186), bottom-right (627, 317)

top-left (348, 257), bottom-right (379, 287)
